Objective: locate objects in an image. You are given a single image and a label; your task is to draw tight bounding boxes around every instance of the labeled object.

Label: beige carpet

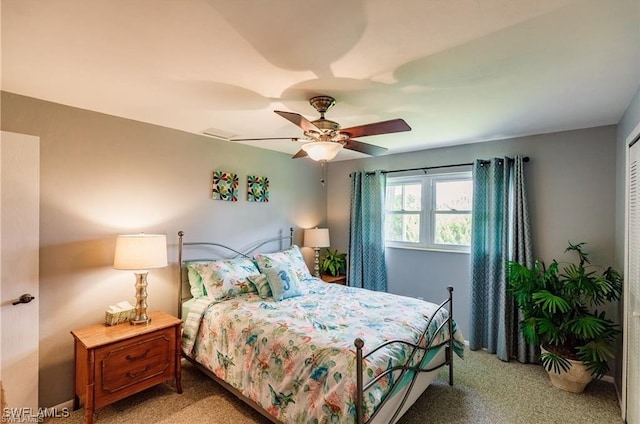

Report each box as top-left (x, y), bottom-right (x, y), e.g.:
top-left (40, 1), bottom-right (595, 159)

top-left (53, 349), bottom-right (622, 424)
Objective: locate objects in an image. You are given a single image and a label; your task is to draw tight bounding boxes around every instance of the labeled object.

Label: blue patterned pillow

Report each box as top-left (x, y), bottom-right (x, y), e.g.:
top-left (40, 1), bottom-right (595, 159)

top-left (263, 267), bottom-right (302, 301)
top-left (253, 245), bottom-right (313, 281)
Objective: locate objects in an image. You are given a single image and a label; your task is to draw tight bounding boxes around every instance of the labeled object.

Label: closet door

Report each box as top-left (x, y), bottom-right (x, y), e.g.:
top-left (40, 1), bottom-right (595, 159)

top-left (627, 139), bottom-right (640, 424)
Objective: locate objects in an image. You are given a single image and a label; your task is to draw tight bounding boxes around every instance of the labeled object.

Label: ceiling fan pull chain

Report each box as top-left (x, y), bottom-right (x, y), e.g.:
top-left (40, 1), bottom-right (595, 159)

top-left (320, 162), bottom-right (326, 186)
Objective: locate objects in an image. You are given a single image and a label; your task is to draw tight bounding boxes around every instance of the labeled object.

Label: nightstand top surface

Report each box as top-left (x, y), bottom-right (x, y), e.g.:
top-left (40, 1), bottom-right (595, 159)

top-left (71, 311), bottom-right (181, 349)
top-left (320, 274), bottom-right (346, 284)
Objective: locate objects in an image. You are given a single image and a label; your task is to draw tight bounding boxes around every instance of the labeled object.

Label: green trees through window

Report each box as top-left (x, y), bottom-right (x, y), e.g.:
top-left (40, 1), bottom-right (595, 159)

top-left (385, 171), bottom-right (472, 251)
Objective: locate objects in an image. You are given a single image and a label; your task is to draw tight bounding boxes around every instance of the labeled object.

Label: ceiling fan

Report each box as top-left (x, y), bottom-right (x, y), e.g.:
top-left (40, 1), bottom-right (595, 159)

top-left (233, 96), bottom-right (411, 162)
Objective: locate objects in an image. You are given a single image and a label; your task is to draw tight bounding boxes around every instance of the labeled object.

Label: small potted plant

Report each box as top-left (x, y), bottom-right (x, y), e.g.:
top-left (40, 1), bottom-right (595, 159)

top-left (508, 242), bottom-right (622, 393)
top-left (320, 249), bottom-right (347, 277)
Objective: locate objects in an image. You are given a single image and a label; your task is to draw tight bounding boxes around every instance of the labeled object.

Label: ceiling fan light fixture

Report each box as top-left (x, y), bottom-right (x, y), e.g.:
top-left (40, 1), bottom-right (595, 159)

top-left (301, 141), bottom-right (343, 162)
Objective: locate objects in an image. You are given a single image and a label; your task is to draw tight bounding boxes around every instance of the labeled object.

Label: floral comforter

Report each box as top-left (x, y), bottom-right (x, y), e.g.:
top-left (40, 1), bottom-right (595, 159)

top-left (182, 279), bottom-right (464, 423)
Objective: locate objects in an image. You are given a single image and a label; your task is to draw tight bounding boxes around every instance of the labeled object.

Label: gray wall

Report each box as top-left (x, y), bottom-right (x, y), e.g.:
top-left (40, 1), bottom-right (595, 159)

top-left (0, 92), bottom-right (328, 408)
top-left (327, 126), bottom-right (618, 351)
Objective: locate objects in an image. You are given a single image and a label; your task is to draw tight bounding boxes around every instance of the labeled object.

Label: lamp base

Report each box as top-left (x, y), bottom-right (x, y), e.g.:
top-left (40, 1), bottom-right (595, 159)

top-left (313, 247), bottom-right (320, 278)
top-left (130, 271), bottom-right (151, 325)
top-left (130, 316), bottom-right (151, 325)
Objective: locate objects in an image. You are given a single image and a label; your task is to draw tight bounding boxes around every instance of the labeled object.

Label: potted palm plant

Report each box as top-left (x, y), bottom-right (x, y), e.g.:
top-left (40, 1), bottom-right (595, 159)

top-left (320, 249), bottom-right (347, 277)
top-left (508, 242), bottom-right (622, 393)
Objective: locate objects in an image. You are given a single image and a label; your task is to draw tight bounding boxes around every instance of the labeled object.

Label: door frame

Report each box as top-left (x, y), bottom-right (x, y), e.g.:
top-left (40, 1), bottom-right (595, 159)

top-left (623, 120), bottom-right (640, 422)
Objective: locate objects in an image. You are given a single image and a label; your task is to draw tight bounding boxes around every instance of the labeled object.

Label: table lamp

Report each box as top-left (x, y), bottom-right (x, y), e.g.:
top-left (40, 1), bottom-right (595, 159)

top-left (113, 233), bottom-right (168, 325)
top-left (303, 228), bottom-right (330, 277)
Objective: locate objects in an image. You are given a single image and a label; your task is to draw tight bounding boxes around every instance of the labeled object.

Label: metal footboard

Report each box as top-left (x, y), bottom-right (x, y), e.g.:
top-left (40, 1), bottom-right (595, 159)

top-left (355, 286), bottom-right (455, 424)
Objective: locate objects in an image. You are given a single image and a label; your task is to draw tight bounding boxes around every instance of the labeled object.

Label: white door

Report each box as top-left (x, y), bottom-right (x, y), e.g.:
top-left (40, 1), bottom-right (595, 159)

top-left (626, 136), bottom-right (640, 424)
top-left (0, 131), bottom-right (40, 410)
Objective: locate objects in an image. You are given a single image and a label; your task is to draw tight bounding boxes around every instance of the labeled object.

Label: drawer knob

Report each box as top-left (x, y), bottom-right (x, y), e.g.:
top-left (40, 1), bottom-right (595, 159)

top-left (125, 348), bottom-right (150, 362)
top-left (126, 366), bottom-right (151, 379)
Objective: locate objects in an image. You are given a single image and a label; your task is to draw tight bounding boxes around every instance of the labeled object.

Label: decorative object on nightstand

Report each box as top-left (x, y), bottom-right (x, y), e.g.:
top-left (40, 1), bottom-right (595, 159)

top-left (320, 249), bottom-right (347, 277)
top-left (104, 300), bottom-right (135, 326)
top-left (113, 233), bottom-right (168, 325)
top-left (71, 311), bottom-right (182, 424)
top-left (303, 228), bottom-right (330, 277)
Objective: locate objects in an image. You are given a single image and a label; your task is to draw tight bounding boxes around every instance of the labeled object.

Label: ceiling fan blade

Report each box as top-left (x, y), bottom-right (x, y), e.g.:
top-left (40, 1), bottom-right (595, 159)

top-left (292, 149), bottom-right (308, 159)
top-left (339, 119), bottom-right (411, 139)
top-left (275, 111), bottom-right (322, 134)
top-left (344, 139), bottom-right (388, 156)
top-left (230, 137), bottom-right (301, 142)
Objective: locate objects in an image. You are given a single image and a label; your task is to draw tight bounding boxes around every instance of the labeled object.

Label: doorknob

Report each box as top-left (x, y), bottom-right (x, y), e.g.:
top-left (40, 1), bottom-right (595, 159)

top-left (12, 293), bottom-right (35, 305)
top-left (633, 312), bottom-right (640, 317)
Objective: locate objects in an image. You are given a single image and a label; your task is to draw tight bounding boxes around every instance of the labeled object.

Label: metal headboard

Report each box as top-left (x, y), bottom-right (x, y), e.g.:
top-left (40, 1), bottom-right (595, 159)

top-left (177, 227), bottom-right (294, 319)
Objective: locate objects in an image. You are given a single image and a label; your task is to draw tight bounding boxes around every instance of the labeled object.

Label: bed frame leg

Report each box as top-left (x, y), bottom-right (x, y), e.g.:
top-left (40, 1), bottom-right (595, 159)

top-left (447, 285), bottom-right (454, 386)
top-left (355, 338), bottom-right (364, 424)
top-left (448, 346), bottom-right (453, 386)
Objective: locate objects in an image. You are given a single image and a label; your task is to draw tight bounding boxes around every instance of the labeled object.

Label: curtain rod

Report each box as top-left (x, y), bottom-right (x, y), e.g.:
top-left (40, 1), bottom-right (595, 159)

top-left (363, 156), bottom-right (530, 176)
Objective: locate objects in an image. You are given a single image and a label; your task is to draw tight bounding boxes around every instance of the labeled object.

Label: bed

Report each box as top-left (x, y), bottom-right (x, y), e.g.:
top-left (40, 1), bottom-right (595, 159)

top-left (177, 229), bottom-right (464, 423)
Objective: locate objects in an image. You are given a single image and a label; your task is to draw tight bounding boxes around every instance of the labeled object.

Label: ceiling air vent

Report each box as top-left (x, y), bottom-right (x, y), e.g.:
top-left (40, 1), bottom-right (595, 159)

top-left (201, 127), bottom-right (236, 141)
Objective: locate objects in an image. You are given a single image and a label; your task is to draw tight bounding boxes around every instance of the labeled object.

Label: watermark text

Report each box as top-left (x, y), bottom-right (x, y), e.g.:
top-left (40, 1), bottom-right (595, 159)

top-left (1, 407), bottom-right (70, 423)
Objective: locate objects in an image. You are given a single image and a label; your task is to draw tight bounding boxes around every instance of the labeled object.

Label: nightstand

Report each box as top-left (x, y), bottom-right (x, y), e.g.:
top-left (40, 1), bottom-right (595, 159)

top-left (320, 274), bottom-right (347, 285)
top-left (71, 311), bottom-right (182, 424)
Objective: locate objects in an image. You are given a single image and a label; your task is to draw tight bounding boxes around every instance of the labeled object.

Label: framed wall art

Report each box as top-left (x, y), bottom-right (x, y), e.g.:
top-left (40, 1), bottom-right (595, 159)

top-left (212, 171), bottom-right (239, 201)
top-left (247, 175), bottom-right (269, 202)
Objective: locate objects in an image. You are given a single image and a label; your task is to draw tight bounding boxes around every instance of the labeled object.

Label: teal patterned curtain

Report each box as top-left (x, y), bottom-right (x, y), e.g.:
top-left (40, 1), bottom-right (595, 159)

top-left (349, 170), bottom-right (387, 291)
top-left (469, 156), bottom-right (536, 363)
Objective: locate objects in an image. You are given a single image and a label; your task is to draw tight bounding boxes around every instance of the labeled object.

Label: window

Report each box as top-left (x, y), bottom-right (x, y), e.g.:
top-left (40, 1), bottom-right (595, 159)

top-left (384, 171), bottom-right (472, 252)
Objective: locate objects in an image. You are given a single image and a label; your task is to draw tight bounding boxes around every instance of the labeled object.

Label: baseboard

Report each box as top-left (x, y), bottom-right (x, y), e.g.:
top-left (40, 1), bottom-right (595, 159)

top-left (49, 399), bottom-right (74, 411)
top-left (601, 375), bottom-right (614, 384)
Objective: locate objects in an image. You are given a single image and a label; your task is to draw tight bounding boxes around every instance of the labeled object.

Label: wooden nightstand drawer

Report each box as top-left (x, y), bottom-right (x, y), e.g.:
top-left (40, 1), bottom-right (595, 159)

top-left (97, 328), bottom-right (174, 396)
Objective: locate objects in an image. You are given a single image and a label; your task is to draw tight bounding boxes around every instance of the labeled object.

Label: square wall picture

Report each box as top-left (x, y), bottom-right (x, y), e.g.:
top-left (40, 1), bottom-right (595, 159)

top-left (247, 175), bottom-right (269, 202)
top-left (212, 171), bottom-right (239, 201)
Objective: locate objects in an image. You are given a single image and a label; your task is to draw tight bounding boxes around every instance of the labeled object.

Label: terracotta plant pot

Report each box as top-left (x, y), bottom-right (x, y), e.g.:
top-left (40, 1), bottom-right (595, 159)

top-left (541, 347), bottom-right (593, 393)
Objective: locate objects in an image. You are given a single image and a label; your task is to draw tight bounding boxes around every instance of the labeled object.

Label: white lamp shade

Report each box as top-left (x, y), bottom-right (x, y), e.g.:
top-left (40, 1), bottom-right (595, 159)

top-left (113, 234), bottom-right (168, 270)
top-left (304, 228), bottom-right (330, 248)
top-left (301, 142), bottom-right (343, 162)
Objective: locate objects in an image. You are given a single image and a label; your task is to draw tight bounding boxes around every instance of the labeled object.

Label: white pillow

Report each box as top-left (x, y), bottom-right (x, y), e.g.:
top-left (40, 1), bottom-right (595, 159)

top-left (189, 257), bottom-right (260, 300)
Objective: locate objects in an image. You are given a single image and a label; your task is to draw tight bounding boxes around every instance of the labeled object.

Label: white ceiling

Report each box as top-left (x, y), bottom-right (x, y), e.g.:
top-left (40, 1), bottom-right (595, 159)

top-left (2, 0), bottom-right (639, 160)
